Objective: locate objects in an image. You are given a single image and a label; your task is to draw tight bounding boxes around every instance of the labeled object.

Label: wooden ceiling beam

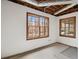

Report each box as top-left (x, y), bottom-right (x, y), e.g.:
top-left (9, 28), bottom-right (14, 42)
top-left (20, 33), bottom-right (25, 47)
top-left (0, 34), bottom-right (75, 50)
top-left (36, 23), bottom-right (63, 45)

top-left (35, 0), bottom-right (50, 3)
top-left (55, 5), bottom-right (78, 16)
top-left (54, 3), bottom-right (77, 15)
top-left (21, 0), bottom-right (74, 7)
top-left (38, 1), bottom-right (74, 6)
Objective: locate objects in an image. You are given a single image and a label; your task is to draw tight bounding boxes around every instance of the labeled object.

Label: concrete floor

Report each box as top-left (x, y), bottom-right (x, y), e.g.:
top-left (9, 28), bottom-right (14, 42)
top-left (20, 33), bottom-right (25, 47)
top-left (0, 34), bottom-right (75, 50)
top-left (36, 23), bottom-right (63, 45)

top-left (4, 43), bottom-right (78, 59)
top-left (61, 47), bottom-right (78, 59)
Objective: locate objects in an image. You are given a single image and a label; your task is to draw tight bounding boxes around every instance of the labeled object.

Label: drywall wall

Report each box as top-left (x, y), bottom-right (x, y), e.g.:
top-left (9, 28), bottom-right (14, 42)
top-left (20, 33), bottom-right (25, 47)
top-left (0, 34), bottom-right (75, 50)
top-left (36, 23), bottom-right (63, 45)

top-left (1, 0), bottom-right (58, 58)
top-left (57, 12), bottom-right (78, 47)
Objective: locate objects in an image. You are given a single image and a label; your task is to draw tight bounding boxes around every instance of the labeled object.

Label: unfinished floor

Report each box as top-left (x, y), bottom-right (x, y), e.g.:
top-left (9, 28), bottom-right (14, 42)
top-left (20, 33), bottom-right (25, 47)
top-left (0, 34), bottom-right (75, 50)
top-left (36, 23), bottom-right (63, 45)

top-left (3, 43), bottom-right (78, 59)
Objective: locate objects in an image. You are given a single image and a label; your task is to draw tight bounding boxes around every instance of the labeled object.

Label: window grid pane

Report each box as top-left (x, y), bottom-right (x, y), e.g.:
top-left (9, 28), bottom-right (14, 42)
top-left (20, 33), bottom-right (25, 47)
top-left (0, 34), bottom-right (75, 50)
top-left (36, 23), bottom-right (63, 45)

top-left (60, 17), bottom-right (76, 38)
top-left (27, 13), bottom-right (49, 39)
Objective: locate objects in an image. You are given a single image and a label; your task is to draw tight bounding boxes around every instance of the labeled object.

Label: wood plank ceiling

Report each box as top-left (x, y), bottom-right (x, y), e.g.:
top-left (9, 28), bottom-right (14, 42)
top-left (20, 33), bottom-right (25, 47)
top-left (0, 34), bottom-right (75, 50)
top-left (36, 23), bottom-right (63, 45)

top-left (9, 0), bottom-right (78, 16)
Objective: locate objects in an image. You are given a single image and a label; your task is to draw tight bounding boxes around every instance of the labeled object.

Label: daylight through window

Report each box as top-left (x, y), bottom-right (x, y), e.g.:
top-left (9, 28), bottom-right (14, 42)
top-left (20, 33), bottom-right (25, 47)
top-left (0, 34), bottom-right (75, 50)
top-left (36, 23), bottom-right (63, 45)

top-left (27, 13), bottom-right (49, 40)
top-left (60, 17), bottom-right (76, 38)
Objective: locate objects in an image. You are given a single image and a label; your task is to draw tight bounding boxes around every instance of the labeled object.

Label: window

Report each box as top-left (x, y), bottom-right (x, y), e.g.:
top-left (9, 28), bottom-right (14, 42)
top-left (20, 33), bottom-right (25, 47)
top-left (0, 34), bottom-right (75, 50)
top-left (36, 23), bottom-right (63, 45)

top-left (27, 12), bottom-right (49, 40)
top-left (59, 17), bottom-right (76, 38)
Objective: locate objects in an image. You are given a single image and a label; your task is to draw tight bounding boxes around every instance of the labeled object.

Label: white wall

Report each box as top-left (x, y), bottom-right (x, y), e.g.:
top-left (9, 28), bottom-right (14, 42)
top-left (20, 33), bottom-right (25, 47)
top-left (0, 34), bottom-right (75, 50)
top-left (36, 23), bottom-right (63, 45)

top-left (1, 0), bottom-right (58, 58)
top-left (56, 12), bottom-right (78, 47)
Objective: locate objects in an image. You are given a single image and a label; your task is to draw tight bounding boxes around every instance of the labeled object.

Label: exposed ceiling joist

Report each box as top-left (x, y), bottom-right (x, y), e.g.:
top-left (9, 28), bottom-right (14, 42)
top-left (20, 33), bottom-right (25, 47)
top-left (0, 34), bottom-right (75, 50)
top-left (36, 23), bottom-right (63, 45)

top-left (55, 5), bottom-right (78, 16)
top-left (38, 1), bottom-right (74, 6)
top-left (22, 0), bottom-right (75, 7)
top-left (54, 3), bottom-right (77, 15)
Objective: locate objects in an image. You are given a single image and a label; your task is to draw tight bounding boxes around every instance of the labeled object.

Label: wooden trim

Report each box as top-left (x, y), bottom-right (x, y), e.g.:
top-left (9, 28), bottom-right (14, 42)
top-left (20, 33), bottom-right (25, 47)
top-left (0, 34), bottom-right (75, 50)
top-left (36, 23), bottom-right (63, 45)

top-left (74, 17), bottom-right (76, 38)
top-left (26, 13), bottom-right (28, 40)
top-left (59, 16), bottom-right (76, 38)
top-left (26, 12), bottom-right (49, 40)
top-left (27, 12), bottom-right (49, 18)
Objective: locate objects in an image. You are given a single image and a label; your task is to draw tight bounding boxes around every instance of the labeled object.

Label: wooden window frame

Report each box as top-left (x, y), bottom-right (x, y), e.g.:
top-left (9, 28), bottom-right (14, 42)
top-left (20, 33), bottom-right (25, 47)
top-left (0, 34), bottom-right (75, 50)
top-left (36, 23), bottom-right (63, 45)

top-left (26, 12), bottom-right (49, 40)
top-left (59, 16), bottom-right (76, 38)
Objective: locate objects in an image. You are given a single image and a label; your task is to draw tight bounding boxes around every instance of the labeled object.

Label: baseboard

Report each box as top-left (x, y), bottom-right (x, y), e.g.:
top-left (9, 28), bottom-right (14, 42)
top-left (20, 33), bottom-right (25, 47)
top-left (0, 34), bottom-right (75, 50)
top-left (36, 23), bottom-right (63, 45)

top-left (55, 42), bottom-right (78, 48)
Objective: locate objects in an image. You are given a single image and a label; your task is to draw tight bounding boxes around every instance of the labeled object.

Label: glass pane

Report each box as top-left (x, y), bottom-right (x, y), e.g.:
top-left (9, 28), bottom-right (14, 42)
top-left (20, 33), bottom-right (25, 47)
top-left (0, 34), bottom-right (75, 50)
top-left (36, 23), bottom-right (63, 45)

top-left (40, 17), bottom-right (45, 26)
top-left (45, 27), bottom-right (48, 36)
top-left (69, 17), bottom-right (75, 23)
top-left (32, 26), bottom-right (39, 38)
top-left (65, 24), bottom-right (69, 27)
top-left (28, 26), bottom-right (32, 33)
top-left (68, 27), bottom-right (74, 36)
top-left (28, 16), bottom-right (32, 26)
top-left (65, 27), bottom-right (69, 36)
top-left (28, 16), bottom-right (31, 22)
top-left (40, 33), bottom-right (44, 37)
top-left (61, 19), bottom-right (66, 28)
top-left (40, 26), bottom-right (44, 37)
top-left (70, 24), bottom-right (74, 28)
top-left (28, 16), bottom-right (36, 26)
top-left (45, 27), bottom-right (48, 32)
top-left (70, 20), bottom-right (74, 24)
top-left (28, 34), bottom-right (33, 39)
top-left (61, 23), bottom-right (65, 28)
top-left (68, 18), bottom-right (75, 36)
top-left (35, 27), bottom-right (39, 37)
top-left (65, 20), bottom-right (69, 24)
top-left (28, 26), bottom-right (33, 39)
top-left (32, 27), bottom-right (36, 35)
top-left (69, 27), bottom-right (74, 33)
top-left (60, 20), bottom-right (65, 35)
top-left (61, 27), bottom-right (65, 31)
top-left (61, 31), bottom-right (65, 35)
top-left (68, 34), bottom-right (74, 36)
top-left (40, 26), bottom-right (44, 32)
top-left (61, 27), bottom-right (65, 35)
top-left (35, 17), bottom-right (39, 26)
top-left (45, 32), bottom-right (48, 36)
top-left (31, 16), bottom-right (36, 25)
top-left (45, 18), bottom-right (48, 26)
